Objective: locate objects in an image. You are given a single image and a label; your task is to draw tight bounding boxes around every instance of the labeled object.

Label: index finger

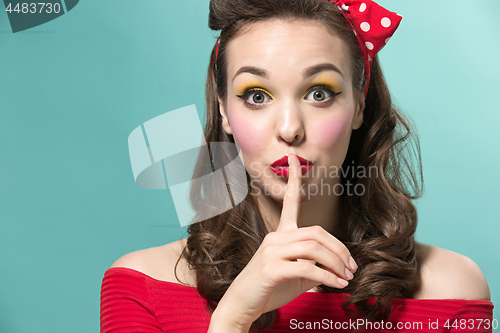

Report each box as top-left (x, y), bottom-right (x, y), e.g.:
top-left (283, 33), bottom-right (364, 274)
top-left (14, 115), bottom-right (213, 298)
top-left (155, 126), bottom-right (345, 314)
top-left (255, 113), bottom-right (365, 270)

top-left (277, 153), bottom-right (302, 232)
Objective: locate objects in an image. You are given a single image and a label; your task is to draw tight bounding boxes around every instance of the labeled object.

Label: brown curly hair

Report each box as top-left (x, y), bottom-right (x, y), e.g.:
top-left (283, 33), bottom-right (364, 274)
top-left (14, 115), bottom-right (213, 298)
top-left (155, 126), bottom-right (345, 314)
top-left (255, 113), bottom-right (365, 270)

top-left (175, 0), bottom-right (424, 330)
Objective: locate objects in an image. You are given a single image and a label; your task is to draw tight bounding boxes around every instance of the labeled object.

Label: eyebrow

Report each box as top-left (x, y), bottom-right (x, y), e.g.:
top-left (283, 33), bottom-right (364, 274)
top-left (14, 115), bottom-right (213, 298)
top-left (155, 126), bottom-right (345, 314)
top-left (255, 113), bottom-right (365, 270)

top-left (232, 62), bottom-right (344, 83)
top-left (232, 66), bottom-right (270, 83)
top-left (303, 63), bottom-right (344, 79)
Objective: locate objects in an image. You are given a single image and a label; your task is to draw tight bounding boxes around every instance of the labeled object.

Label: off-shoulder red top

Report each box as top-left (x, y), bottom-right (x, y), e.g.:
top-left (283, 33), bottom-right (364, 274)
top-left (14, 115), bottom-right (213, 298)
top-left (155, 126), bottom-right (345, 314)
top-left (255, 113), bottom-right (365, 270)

top-left (100, 267), bottom-right (494, 332)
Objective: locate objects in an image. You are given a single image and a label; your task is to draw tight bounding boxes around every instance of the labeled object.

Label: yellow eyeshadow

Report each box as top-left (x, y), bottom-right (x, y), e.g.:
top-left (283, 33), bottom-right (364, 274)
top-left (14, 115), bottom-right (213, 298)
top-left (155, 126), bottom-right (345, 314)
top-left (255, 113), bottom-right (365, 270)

top-left (235, 80), bottom-right (273, 97)
top-left (234, 74), bottom-right (343, 97)
top-left (309, 73), bottom-right (343, 92)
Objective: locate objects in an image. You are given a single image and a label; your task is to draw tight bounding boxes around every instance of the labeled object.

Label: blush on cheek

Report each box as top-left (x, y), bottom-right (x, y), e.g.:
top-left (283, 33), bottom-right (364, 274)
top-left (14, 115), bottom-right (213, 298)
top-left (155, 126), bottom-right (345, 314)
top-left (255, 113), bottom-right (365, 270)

top-left (226, 107), bottom-right (266, 155)
top-left (313, 112), bottom-right (353, 149)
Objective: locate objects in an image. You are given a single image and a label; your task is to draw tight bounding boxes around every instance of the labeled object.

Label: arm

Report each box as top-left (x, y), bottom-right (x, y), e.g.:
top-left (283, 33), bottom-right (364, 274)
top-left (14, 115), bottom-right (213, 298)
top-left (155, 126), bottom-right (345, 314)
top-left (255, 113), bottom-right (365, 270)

top-left (417, 245), bottom-right (493, 332)
top-left (447, 254), bottom-right (493, 333)
top-left (417, 243), bottom-right (491, 300)
top-left (208, 306), bottom-right (252, 333)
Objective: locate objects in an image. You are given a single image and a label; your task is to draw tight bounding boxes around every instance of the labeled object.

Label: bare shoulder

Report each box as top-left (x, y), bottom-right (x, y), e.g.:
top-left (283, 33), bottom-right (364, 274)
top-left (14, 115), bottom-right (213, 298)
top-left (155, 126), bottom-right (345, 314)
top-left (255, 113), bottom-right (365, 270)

top-left (109, 238), bottom-right (196, 286)
top-left (414, 242), bottom-right (490, 300)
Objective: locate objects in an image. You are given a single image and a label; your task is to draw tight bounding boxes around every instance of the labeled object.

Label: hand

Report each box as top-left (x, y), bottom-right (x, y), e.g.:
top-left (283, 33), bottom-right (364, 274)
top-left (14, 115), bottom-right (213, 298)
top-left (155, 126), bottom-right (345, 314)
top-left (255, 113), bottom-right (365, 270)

top-left (209, 153), bottom-right (358, 332)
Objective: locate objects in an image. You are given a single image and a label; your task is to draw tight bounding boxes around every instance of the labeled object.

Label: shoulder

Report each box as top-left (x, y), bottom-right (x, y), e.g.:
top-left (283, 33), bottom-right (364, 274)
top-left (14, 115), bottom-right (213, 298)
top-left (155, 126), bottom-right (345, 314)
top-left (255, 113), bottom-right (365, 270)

top-left (414, 242), bottom-right (490, 300)
top-left (109, 238), bottom-right (196, 286)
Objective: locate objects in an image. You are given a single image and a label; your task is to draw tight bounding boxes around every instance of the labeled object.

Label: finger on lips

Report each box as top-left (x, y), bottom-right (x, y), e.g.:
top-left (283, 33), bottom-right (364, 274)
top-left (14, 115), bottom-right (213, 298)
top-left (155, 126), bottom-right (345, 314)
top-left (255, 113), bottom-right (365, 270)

top-left (276, 153), bottom-right (358, 284)
top-left (277, 153), bottom-right (302, 231)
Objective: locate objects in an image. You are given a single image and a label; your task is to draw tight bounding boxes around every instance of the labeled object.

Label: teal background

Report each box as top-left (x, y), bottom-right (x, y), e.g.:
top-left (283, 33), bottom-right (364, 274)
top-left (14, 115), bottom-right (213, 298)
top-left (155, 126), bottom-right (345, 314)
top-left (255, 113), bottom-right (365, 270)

top-left (0, 1), bottom-right (498, 332)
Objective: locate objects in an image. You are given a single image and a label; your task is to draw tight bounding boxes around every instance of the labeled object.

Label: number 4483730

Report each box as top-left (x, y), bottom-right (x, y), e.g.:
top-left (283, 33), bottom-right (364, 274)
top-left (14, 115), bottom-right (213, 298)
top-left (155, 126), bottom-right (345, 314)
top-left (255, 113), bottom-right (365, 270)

top-left (5, 3), bottom-right (62, 14)
top-left (444, 318), bottom-right (498, 330)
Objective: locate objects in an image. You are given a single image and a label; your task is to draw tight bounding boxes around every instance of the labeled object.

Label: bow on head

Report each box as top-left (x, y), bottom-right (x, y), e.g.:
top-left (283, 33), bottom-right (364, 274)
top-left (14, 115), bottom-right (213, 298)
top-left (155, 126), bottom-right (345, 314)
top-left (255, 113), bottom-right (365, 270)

top-left (328, 0), bottom-right (402, 97)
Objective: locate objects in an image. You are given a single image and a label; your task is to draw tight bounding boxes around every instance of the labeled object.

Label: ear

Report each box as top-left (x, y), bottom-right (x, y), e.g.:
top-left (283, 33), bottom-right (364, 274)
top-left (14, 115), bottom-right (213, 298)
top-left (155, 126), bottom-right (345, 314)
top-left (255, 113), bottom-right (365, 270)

top-left (352, 94), bottom-right (365, 130)
top-left (218, 97), bottom-right (233, 135)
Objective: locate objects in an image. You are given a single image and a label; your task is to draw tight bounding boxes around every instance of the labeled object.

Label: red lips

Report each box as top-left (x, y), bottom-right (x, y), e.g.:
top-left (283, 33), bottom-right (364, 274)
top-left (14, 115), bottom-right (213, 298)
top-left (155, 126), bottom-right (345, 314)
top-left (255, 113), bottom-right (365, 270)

top-left (270, 155), bottom-right (314, 177)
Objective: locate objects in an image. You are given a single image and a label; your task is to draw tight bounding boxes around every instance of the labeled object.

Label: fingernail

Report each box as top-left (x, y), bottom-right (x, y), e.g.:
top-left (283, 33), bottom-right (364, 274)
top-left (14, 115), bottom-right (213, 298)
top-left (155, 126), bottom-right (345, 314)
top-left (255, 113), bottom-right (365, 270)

top-left (288, 153), bottom-right (292, 165)
top-left (349, 256), bottom-right (358, 271)
top-left (345, 267), bottom-right (354, 280)
top-left (337, 278), bottom-right (349, 287)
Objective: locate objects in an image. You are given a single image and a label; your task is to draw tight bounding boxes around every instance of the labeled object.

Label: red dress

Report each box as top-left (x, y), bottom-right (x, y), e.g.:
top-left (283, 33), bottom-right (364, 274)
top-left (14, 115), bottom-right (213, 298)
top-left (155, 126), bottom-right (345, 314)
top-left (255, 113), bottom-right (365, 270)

top-left (100, 267), bottom-right (494, 333)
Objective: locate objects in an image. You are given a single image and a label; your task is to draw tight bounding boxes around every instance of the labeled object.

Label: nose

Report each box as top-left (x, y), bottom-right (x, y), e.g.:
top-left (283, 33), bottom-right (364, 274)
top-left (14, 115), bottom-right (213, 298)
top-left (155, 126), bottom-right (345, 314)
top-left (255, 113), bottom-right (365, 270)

top-left (275, 101), bottom-right (305, 145)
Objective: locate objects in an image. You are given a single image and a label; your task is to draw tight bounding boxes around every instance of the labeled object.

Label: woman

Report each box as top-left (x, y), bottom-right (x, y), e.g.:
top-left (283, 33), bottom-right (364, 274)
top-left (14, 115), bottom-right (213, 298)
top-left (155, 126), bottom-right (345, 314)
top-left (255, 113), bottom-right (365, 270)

top-left (100, 0), bottom-right (493, 332)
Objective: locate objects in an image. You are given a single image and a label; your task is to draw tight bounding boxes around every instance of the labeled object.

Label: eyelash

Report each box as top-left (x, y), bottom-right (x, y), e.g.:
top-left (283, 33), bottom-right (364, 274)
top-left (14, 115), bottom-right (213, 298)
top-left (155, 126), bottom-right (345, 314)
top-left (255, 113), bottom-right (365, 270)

top-left (236, 85), bottom-right (341, 110)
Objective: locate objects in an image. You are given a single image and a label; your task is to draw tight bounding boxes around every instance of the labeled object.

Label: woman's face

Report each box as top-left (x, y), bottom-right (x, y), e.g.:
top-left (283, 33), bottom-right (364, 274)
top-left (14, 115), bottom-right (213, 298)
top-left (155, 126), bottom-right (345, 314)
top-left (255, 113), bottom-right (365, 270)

top-left (219, 19), bottom-right (365, 203)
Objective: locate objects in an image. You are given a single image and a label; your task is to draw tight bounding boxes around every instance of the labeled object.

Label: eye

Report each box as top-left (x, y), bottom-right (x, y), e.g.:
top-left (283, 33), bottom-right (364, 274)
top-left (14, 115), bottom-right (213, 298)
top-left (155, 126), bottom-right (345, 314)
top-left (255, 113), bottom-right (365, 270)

top-left (304, 86), bottom-right (341, 103)
top-left (236, 89), bottom-right (272, 108)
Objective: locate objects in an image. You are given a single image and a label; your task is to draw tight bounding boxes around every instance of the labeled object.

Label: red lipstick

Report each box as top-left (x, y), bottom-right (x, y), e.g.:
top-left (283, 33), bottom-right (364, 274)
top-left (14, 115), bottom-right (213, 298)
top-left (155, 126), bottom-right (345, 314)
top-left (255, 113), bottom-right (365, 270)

top-left (270, 155), bottom-right (314, 178)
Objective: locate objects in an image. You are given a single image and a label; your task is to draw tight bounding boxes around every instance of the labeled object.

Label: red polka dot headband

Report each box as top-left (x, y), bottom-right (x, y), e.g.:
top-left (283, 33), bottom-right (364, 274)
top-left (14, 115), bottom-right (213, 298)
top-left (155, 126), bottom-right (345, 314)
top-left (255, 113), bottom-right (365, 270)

top-left (328, 0), bottom-right (402, 97)
top-left (215, 0), bottom-right (402, 98)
